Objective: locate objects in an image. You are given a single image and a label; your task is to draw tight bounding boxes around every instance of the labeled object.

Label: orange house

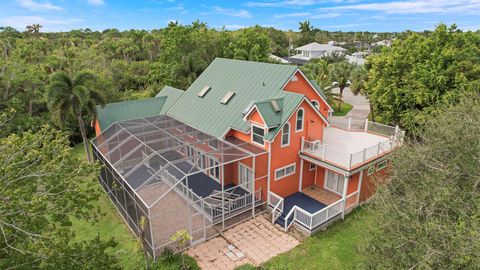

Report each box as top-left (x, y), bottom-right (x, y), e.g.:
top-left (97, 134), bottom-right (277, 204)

top-left (91, 58), bottom-right (403, 257)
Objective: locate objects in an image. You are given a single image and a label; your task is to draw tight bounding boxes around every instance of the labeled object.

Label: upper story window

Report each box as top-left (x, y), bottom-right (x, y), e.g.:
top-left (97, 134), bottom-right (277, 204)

top-left (281, 123), bottom-right (290, 147)
top-left (302, 51), bottom-right (310, 58)
top-left (251, 124), bottom-right (265, 146)
top-left (296, 109), bottom-right (304, 132)
top-left (312, 100), bottom-right (320, 110)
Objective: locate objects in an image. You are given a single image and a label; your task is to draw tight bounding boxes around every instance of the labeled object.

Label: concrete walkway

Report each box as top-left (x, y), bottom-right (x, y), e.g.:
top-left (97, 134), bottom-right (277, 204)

top-left (332, 87), bottom-right (370, 120)
top-left (187, 216), bottom-right (299, 270)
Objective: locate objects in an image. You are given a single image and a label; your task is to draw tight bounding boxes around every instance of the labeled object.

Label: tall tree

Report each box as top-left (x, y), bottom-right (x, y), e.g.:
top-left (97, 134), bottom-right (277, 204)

top-left (361, 94), bottom-right (480, 269)
top-left (329, 61), bottom-right (353, 109)
top-left (174, 54), bottom-right (207, 88)
top-left (298, 20), bottom-right (314, 44)
top-left (350, 66), bottom-right (374, 120)
top-left (365, 24), bottom-right (480, 133)
top-left (45, 71), bottom-right (106, 162)
top-left (0, 125), bottom-right (120, 269)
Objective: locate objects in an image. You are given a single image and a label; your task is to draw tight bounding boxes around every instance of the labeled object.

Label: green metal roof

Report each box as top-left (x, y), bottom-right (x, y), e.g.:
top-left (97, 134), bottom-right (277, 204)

top-left (166, 58), bottom-right (299, 140)
top-left (95, 97), bottom-right (167, 130)
top-left (253, 98), bottom-right (284, 129)
top-left (264, 92), bottom-right (304, 141)
top-left (156, 86), bottom-right (184, 114)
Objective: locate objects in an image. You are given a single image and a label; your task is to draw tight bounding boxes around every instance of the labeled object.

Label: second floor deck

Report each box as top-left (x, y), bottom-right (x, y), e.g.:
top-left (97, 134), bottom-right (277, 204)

top-left (301, 118), bottom-right (404, 170)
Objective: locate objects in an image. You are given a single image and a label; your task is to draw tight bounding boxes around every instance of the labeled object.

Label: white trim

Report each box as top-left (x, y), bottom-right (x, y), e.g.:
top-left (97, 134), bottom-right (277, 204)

top-left (311, 100), bottom-right (320, 110)
top-left (238, 162), bottom-right (253, 191)
top-left (295, 108), bottom-right (304, 132)
top-left (376, 160), bottom-right (387, 171)
top-left (295, 69), bottom-right (334, 112)
top-left (269, 97), bottom-right (330, 143)
top-left (251, 123), bottom-right (266, 147)
top-left (367, 166), bottom-right (375, 176)
top-left (309, 162), bottom-right (316, 171)
top-left (274, 163), bottom-right (296, 181)
top-left (243, 104), bottom-right (278, 129)
top-left (324, 170), bottom-right (344, 196)
top-left (299, 159), bottom-right (304, 191)
top-left (281, 122), bottom-right (290, 147)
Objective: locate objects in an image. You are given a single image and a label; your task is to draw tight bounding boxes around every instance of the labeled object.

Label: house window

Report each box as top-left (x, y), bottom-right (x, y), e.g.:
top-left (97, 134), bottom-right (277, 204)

top-left (251, 124), bottom-right (265, 146)
top-left (377, 160), bottom-right (388, 171)
top-left (209, 158), bottom-right (220, 181)
top-left (302, 51), bottom-right (309, 58)
top-left (275, 163), bottom-right (296, 180)
top-left (325, 170), bottom-right (344, 195)
top-left (296, 109), bottom-right (304, 132)
top-left (309, 162), bottom-right (316, 171)
top-left (281, 123), bottom-right (290, 147)
top-left (312, 100), bottom-right (320, 110)
top-left (367, 166), bottom-right (375, 175)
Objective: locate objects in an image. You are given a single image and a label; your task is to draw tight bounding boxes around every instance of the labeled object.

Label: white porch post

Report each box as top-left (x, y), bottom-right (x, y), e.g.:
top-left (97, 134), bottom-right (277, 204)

top-left (364, 119), bottom-right (369, 132)
top-left (299, 159), bottom-right (304, 191)
top-left (356, 170), bottom-right (364, 205)
top-left (252, 155), bottom-right (256, 217)
top-left (221, 163), bottom-right (225, 230)
top-left (342, 175), bottom-right (349, 219)
top-left (348, 118), bottom-right (352, 131)
top-left (267, 143), bottom-right (272, 206)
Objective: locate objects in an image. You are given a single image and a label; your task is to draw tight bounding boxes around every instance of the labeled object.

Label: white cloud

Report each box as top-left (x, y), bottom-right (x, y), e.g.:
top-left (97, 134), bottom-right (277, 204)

top-left (244, 0), bottom-right (317, 8)
top-left (17, 0), bottom-right (62, 11)
top-left (212, 6), bottom-right (252, 18)
top-left (87, 0), bottom-right (105, 6)
top-left (0, 16), bottom-right (84, 31)
top-left (319, 0), bottom-right (480, 15)
top-left (274, 12), bottom-right (341, 19)
top-left (167, 3), bottom-right (188, 14)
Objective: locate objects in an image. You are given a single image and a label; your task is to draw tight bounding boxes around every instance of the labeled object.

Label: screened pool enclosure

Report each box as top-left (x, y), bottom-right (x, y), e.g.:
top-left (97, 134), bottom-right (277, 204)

top-left (91, 115), bottom-right (267, 258)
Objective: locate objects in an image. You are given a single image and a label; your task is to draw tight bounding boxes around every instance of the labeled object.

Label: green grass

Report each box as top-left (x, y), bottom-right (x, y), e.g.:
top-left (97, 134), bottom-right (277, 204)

top-left (332, 102), bottom-right (353, 116)
top-left (236, 208), bottom-right (371, 270)
top-left (70, 143), bottom-right (198, 269)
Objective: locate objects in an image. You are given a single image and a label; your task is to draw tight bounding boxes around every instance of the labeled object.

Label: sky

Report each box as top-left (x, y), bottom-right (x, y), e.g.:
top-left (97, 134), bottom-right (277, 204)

top-left (0, 0), bottom-right (479, 32)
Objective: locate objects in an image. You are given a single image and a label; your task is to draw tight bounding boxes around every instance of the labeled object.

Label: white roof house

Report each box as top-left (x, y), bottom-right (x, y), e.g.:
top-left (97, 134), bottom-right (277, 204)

top-left (290, 42), bottom-right (347, 65)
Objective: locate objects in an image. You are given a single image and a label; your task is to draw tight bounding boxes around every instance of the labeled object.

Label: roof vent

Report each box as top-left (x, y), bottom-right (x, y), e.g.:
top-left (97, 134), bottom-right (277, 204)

top-left (270, 100), bottom-right (281, 112)
top-left (220, 91), bottom-right (235, 105)
top-left (197, 85), bottom-right (211, 97)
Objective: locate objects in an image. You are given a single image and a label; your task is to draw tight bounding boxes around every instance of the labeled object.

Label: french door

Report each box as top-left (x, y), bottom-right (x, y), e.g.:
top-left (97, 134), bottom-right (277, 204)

top-left (325, 170), bottom-right (344, 195)
top-left (238, 163), bottom-right (253, 191)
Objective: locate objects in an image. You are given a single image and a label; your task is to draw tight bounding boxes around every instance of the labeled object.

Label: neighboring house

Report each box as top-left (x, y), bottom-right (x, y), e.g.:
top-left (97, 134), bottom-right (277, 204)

top-left (269, 53), bottom-right (291, 64)
top-left (91, 58), bottom-right (404, 259)
top-left (289, 42), bottom-right (347, 65)
top-left (345, 51), bottom-right (371, 66)
top-left (371, 39), bottom-right (392, 47)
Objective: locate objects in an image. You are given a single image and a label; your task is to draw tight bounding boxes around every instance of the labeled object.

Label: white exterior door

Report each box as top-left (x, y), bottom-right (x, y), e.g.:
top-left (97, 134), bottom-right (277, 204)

top-left (239, 163), bottom-right (253, 191)
top-left (325, 170), bottom-right (344, 195)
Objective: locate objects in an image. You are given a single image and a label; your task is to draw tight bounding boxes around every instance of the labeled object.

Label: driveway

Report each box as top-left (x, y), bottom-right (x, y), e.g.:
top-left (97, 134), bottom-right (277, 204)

top-left (332, 87), bottom-right (370, 119)
top-left (187, 215), bottom-right (299, 270)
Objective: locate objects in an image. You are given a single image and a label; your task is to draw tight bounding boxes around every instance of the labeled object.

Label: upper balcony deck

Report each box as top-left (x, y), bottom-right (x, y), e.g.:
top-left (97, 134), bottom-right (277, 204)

top-left (301, 118), bottom-right (405, 171)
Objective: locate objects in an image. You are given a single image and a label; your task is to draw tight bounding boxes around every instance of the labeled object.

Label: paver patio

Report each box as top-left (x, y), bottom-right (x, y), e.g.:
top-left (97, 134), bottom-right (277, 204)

top-left (187, 215), bottom-right (300, 270)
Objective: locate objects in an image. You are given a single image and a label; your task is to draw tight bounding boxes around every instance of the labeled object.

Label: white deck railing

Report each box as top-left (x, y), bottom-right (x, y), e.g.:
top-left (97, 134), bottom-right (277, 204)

top-left (268, 191), bottom-right (284, 224)
top-left (284, 198), bottom-right (344, 231)
top-left (211, 188), bottom-right (262, 220)
top-left (302, 119), bottom-right (404, 170)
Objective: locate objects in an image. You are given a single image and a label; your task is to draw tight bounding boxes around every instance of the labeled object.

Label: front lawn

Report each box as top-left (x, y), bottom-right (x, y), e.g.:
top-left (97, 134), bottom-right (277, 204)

top-left (237, 207), bottom-right (370, 270)
top-left (332, 102), bottom-right (353, 116)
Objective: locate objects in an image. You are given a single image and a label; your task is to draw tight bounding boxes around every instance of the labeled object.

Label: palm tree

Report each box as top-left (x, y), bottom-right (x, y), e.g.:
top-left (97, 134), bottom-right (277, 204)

top-left (46, 71), bottom-right (105, 162)
top-left (350, 66), bottom-right (375, 120)
top-left (298, 20), bottom-right (314, 44)
top-left (175, 54), bottom-right (206, 87)
top-left (302, 59), bottom-right (342, 108)
top-left (329, 61), bottom-right (353, 110)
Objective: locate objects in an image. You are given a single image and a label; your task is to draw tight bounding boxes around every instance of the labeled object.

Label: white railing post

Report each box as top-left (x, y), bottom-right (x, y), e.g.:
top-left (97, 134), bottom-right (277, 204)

top-left (348, 153), bottom-right (353, 170)
top-left (364, 119), bottom-right (369, 132)
top-left (347, 118), bottom-right (352, 131)
top-left (377, 142), bottom-right (381, 155)
top-left (301, 136), bottom-right (305, 152)
top-left (342, 175), bottom-right (349, 219)
top-left (362, 147), bottom-right (367, 162)
top-left (322, 144), bottom-right (327, 160)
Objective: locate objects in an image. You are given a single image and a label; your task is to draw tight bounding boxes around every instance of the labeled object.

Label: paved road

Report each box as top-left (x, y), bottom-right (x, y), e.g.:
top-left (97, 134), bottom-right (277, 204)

top-left (332, 87), bottom-right (370, 120)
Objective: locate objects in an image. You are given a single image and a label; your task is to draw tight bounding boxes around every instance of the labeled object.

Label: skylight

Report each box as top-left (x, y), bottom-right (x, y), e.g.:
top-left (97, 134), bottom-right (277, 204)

top-left (220, 91), bottom-right (235, 104)
top-left (197, 85), bottom-right (211, 97)
top-left (270, 100), bottom-right (281, 112)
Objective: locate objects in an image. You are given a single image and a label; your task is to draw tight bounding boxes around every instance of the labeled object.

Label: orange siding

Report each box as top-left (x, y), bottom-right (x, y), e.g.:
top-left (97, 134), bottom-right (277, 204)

top-left (269, 100), bottom-right (325, 197)
top-left (301, 161), bottom-right (316, 189)
top-left (283, 71), bottom-right (330, 118)
top-left (347, 173), bottom-right (360, 195)
top-left (359, 164), bottom-right (390, 202)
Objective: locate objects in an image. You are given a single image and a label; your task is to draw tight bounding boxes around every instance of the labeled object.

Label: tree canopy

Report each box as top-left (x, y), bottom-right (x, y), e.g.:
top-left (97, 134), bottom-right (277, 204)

top-left (365, 24), bottom-right (480, 133)
top-left (0, 125), bottom-right (120, 269)
top-left (361, 93), bottom-right (480, 269)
